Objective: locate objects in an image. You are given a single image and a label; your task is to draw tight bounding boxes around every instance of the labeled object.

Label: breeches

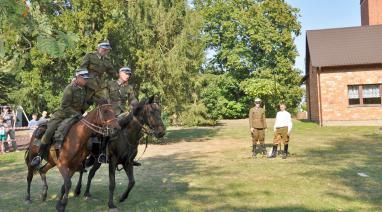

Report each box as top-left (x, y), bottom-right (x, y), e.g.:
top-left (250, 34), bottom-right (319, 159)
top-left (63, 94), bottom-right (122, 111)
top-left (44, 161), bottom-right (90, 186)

top-left (41, 117), bottom-right (63, 145)
top-left (251, 128), bottom-right (265, 144)
top-left (273, 127), bottom-right (289, 145)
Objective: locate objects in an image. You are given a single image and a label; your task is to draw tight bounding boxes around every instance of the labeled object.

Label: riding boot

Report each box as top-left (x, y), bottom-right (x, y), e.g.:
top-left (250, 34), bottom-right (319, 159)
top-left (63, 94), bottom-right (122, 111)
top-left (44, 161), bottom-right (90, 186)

top-left (30, 143), bottom-right (49, 167)
top-left (282, 144), bottom-right (289, 159)
top-left (98, 139), bottom-right (108, 163)
top-left (252, 144), bottom-right (256, 158)
top-left (261, 144), bottom-right (267, 155)
top-left (267, 145), bottom-right (277, 158)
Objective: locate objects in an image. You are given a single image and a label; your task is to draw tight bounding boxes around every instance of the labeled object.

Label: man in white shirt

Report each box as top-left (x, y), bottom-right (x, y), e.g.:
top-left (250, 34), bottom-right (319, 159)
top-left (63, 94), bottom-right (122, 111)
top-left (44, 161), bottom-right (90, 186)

top-left (268, 103), bottom-right (292, 159)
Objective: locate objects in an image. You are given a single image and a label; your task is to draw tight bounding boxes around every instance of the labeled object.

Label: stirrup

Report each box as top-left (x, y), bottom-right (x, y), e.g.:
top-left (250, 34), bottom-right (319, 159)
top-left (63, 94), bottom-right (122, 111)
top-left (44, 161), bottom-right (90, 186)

top-left (30, 156), bottom-right (41, 167)
top-left (98, 153), bottom-right (107, 163)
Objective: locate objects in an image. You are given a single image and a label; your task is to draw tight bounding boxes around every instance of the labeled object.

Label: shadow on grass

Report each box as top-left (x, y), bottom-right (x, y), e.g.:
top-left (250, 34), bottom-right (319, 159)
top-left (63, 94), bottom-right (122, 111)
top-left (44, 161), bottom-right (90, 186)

top-left (301, 132), bottom-right (382, 209)
top-left (161, 127), bottom-right (220, 144)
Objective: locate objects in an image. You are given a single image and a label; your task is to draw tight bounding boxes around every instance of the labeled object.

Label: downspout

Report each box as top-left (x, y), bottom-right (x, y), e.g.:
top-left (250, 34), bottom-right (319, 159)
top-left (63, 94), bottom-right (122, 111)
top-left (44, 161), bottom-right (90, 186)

top-left (317, 66), bottom-right (323, 126)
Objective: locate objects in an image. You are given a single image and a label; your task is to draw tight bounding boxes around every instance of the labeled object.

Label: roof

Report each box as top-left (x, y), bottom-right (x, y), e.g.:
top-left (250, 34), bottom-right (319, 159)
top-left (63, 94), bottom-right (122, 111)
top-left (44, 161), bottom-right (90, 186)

top-left (306, 24), bottom-right (382, 68)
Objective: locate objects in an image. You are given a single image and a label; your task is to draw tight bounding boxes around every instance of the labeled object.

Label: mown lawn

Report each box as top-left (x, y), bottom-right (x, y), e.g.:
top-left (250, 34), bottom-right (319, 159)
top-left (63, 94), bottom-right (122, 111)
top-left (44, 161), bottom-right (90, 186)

top-left (0, 119), bottom-right (381, 211)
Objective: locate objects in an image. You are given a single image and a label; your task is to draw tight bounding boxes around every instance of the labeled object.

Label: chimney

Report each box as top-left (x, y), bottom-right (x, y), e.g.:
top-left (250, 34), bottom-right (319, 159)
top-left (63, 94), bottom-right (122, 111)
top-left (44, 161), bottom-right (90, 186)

top-left (361, 0), bottom-right (382, 25)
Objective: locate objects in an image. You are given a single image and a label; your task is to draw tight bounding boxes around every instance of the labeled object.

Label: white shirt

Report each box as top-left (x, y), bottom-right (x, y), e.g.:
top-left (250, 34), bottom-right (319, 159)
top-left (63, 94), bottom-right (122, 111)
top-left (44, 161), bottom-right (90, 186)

top-left (274, 110), bottom-right (292, 133)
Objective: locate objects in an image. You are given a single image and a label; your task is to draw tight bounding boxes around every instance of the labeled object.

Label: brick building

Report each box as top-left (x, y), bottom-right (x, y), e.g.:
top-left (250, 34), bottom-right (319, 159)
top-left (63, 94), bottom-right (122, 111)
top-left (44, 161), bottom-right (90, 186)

top-left (305, 0), bottom-right (382, 126)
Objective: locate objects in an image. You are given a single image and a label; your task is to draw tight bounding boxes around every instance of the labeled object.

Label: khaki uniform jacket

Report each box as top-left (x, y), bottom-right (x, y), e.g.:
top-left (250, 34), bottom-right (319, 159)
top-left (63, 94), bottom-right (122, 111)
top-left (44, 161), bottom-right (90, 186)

top-left (80, 52), bottom-right (116, 90)
top-left (51, 83), bottom-right (92, 119)
top-left (107, 80), bottom-right (137, 115)
top-left (249, 107), bottom-right (267, 129)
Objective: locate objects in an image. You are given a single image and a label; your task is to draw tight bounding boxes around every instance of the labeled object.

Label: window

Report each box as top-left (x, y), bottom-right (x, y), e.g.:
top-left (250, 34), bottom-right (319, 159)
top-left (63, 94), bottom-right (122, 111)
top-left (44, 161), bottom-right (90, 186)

top-left (348, 85), bottom-right (360, 105)
top-left (348, 84), bottom-right (382, 106)
top-left (363, 85), bottom-right (381, 104)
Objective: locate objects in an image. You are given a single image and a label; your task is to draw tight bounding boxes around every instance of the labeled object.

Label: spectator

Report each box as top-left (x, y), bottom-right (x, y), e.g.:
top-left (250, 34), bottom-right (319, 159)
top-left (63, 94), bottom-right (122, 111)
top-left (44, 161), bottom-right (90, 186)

top-left (1, 106), bottom-right (18, 152)
top-left (0, 117), bottom-right (7, 154)
top-left (28, 114), bottom-right (39, 137)
top-left (38, 111), bottom-right (49, 123)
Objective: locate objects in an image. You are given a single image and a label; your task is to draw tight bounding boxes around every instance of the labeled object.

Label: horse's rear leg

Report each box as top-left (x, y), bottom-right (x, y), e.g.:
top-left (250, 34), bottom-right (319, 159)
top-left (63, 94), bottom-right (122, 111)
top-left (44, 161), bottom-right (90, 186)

top-left (84, 161), bottom-right (101, 198)
top-left (25, 166), bottom-right (34, 203)
top-left (119, 164), bottom-right (135, 203)
top-left (39, 162), bottom-right (54, 201)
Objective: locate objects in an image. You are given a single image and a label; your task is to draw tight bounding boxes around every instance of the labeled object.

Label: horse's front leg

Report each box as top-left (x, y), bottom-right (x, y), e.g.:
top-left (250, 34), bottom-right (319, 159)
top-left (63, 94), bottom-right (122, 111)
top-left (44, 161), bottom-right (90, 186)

top-left (119, 163), bottom-right (135, 203)
top-left (108, 159), bottom-right (117, 209)
top-left (84, 161), bottom-right (102, 198)
top-left (56, 165), bottom-right (74, 212)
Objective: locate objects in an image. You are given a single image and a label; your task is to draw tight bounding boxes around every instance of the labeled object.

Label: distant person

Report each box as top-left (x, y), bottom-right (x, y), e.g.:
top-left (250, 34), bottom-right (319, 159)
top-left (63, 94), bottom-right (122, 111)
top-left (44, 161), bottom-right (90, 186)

top-left (268, 103), bottom-right (292, 159)
top-left (38, 111), bottom-right (49, 123)
top-left (0, 117), bottom-right (7, 154)
top-left (248, 98), bottom-right (267, 158)
top-left (28, 114), bottom-right (39, 137)
top-left (1, 106), bottom-right (18, 152)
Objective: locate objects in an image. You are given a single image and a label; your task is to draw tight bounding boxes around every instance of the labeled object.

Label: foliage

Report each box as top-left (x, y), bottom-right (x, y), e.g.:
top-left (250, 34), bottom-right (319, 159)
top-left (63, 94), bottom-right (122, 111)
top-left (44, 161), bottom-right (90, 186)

top-left (179, 101), bottom-right (217, 126)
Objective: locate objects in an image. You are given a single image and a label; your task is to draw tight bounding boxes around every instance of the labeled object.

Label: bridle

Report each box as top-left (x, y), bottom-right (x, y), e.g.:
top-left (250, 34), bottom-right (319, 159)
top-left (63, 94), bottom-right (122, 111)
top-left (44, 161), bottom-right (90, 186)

top-left (80, 104), bottom-right (118, 136)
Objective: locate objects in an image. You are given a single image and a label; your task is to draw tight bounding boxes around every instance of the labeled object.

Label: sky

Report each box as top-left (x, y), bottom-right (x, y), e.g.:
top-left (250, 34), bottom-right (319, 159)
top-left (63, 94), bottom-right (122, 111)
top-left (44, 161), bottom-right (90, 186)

top-left (285, 0), bottom-right (360, 74)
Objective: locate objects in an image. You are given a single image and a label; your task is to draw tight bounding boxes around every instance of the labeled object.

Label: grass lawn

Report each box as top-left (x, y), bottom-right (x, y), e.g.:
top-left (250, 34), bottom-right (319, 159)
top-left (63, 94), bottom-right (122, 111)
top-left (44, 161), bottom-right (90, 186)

top-left (0, 119), bottom-right (381, 211)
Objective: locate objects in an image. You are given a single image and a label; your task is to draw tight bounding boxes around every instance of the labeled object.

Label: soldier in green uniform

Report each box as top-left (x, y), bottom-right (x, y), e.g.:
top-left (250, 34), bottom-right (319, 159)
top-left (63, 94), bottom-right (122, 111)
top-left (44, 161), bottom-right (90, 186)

top-left (80, 41), bottom-right (117, 101)
top-left (107, 66), bottom-right (138, 116)
top-left (249, 98), bottom-right (267, 158)
top-left (95, 66), bottom-right (139, 164)
top-left (30, 69), bottom-right (93, 168)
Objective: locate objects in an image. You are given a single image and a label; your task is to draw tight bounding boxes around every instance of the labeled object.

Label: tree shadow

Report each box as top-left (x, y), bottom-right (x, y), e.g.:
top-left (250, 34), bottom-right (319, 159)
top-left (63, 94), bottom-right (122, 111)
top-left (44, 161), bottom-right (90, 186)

top-left (161, 127), bottom-right (220, 144)
top-left (300, 132), bottom-right (382, 209)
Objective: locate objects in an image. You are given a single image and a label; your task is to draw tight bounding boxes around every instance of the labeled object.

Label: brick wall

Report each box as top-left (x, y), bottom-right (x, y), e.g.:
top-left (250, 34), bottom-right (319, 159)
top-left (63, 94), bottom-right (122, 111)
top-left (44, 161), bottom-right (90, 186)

top-left (361, 0), bottom-right (382, 26)
top-left (319, 65), bottom-right (382, 125)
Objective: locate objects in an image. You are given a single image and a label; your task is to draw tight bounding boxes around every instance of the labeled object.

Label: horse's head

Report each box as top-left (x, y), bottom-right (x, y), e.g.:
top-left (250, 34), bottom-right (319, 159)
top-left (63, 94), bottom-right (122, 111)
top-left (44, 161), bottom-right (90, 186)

top-left (86, 101), bottom-right (121, 136)
top-left (133, 95), bottom-right (166, 138)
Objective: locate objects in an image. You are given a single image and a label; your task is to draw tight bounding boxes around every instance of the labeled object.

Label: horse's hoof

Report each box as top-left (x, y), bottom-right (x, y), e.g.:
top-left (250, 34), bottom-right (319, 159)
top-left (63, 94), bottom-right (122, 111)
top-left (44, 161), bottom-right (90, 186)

top-left (118, 196), bottom-right (126, 203)
top-left (109, 208), bottom-right (118, 212)
top-left (25, 199), bottom-right (32, 204)
top-left (74, 190), bottom-right (81, 197)
top-left (84, 193), bottom-right (92, 199)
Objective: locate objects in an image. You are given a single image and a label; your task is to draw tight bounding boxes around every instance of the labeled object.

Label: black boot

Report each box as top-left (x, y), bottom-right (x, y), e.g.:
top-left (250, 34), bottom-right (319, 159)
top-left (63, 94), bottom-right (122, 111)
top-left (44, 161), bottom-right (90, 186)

top-left (252, 144), bottom-right (256, 158)
top-left (267, 145), bottom-right (277, 158)
top-left (261, 144), bottom-right (267, 155)
top-left (30, 143), bottom-right (49, 167)
top-left (282, 144), bottom-right (289, 159)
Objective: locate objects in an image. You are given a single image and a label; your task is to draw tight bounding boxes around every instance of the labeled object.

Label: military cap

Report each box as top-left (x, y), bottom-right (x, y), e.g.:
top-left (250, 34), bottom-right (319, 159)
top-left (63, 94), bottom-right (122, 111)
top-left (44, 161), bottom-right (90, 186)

top-left (97, 41), bottom-right (112, 50)
top-left (119, 66), bottom-right (132, 75)
top-left (255, 98), bottom-right (262, 102)
top-left (75, 68), bottom-right (91, 79)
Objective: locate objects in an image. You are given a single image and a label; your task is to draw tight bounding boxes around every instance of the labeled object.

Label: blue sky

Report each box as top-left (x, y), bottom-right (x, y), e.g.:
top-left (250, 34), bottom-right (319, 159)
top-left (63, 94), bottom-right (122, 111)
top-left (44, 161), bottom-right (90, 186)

top-left (285, 0), bottom-right (360, 73)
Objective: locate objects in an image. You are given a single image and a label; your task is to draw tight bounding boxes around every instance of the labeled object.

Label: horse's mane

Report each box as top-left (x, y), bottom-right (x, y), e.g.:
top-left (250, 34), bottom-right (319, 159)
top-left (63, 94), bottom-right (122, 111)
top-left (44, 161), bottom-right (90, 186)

top-left (117, 96), bottom-right (156, 128)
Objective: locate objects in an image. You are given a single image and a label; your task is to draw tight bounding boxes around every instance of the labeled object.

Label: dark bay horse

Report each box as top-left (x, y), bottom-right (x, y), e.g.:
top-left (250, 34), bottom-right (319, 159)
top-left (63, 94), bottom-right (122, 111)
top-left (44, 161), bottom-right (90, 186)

top-left (78, 96), bottom-right (165, 210)
top-left (24, 104), bottom-right (120, 211)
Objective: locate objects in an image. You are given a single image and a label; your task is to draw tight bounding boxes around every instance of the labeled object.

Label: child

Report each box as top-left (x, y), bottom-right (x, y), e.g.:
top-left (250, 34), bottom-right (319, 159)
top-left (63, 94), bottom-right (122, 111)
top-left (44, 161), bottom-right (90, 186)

top-left (0, 117), bottom-right (8, 154)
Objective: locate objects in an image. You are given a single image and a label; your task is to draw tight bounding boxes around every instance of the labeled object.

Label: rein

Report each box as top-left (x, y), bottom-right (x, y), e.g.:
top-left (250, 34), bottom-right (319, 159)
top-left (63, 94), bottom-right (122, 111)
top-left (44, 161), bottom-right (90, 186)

top-left (80, 104), bottom-right (117, 136)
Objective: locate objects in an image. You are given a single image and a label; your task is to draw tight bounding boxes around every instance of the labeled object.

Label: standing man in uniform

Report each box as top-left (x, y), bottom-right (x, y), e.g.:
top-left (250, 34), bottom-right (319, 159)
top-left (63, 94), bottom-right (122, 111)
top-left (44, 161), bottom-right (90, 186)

top-left (80, 41), bottom-right (117, 101)
top-left (249, 98), bottom-right (267, 158)
top-left (30, 69), bottom-right (94, 168)
top-left (268, 103), bottom-right (292, 159)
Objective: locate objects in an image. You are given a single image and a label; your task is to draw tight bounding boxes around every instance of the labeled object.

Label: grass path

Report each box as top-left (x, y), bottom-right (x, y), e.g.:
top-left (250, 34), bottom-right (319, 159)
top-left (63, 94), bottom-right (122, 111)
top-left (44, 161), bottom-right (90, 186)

top-left (0, 119), bottom-right (381, 211)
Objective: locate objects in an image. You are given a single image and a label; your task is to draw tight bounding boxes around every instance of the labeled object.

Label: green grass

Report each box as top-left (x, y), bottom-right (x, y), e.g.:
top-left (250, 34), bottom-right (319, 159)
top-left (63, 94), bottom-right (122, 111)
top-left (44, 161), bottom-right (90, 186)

top-left (1, 120), bottom-right (382, 211)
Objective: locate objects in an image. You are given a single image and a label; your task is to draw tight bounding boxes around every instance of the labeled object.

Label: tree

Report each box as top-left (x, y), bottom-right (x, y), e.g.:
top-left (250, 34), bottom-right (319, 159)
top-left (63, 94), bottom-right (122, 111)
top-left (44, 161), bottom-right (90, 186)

top-left (196, 0), bottom-right (303, 116)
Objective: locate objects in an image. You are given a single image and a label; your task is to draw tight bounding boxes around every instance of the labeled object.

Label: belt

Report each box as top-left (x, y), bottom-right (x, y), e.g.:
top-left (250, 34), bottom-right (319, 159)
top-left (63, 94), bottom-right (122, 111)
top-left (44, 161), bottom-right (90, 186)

top-left (276, 126), bottom-right (288, 129)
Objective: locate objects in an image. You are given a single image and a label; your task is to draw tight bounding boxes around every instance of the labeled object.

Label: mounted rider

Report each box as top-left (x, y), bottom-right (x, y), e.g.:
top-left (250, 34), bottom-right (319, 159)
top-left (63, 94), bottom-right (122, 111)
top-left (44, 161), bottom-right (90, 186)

top-left (30, 69), bottom-right (94, 168)
top-left (80, 41), bottom-right (117, 101)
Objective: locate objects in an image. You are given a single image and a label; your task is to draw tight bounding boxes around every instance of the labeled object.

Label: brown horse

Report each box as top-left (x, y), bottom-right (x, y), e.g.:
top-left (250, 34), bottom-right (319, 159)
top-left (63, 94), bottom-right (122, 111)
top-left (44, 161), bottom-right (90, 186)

top-left (24, 104), bottom-right (120, 211)
top-left (78, 96), bottom-right (165, 210)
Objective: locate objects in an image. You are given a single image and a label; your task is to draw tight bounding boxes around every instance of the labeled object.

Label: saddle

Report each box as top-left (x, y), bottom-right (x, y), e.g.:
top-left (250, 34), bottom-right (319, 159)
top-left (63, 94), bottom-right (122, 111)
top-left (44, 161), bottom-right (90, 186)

top-left (33, 116), bottom-right (82, 149)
